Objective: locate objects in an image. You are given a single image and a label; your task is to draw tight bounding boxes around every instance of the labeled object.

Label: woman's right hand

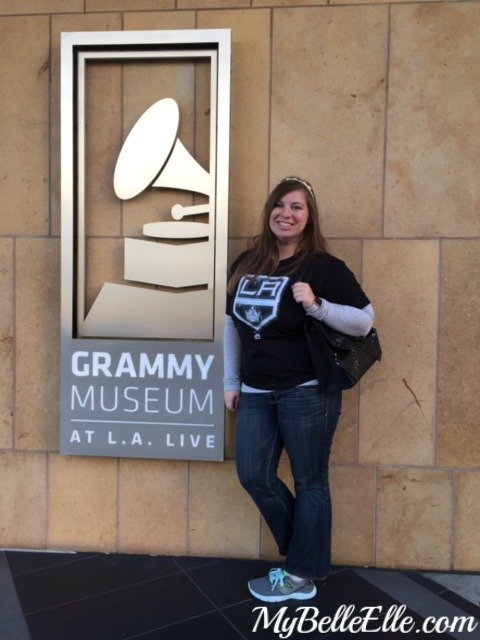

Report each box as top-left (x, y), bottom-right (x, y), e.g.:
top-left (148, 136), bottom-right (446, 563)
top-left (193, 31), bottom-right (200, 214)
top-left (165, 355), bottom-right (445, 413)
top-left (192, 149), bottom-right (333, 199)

top-left (224, 390), bottom-right (240, 412)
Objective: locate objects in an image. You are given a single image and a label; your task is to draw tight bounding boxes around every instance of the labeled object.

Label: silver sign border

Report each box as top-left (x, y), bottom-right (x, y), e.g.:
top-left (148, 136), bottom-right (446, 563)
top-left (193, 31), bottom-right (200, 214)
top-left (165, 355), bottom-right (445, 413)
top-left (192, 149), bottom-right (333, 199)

top-left (60, 29), bottom-right (231, 461)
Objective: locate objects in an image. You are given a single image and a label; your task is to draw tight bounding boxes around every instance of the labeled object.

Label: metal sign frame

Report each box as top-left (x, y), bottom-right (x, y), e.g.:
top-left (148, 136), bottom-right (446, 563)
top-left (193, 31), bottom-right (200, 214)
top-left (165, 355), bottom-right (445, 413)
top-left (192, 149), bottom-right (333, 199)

top-left (60, 30), bottom-right (231, 461)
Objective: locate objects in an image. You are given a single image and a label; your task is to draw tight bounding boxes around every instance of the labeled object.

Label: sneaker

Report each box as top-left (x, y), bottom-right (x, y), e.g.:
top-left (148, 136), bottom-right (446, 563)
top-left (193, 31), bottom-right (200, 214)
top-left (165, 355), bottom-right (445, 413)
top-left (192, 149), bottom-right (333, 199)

top-left (248, 567), bottom-right (317, 603)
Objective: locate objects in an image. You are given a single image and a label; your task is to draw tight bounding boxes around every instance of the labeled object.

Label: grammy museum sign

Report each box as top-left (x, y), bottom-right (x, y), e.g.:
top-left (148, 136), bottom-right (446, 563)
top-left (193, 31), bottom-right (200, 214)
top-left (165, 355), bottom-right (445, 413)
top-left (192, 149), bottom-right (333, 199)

top-left (60, 30), bottom-right (231, 461)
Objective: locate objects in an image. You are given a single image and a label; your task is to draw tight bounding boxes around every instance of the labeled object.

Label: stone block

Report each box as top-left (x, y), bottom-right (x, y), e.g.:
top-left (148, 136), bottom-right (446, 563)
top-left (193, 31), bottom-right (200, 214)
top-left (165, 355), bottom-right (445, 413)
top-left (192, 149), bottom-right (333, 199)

top-left (331, 465), bottom-right (375, 566)
top-left (179, 0), bottom-right (248, 8)
top-left (359, 240), bottom-right (438, 465)
top-left (0, 0), bottom-right (82, 13)
top-left (254, 0), bottom-right (325, 5)
top-left (0, 240), bottom-right (13, 449)
top-left (385, 3), bottom-right (480, 237)
top-left (0, 16), bottom-right (49, 235)
top-left (377, 468), bottom-right (453, 570)
top-left (87, 0), bottom-right (173, 10)
top-left (438, 241), bottom-right (480, 467)
top-left (198, 10), bottom-right (271, 238)
top-left (190, 460), bottom-right (260, 557)
top-left (48, 454), bottom-right (117, 551)
top-left (455, 472), bottom-right (480, 571)
top-left (119, 459), bottom-right (188, 555)
top-left (124, 11), bottom-right (195, 30)
top-left (16, 239), bottom-right (60, 451)
top-left (271, 6), bottom-right (388, 238)
top-left (0, 451), bottom-right (47, 549)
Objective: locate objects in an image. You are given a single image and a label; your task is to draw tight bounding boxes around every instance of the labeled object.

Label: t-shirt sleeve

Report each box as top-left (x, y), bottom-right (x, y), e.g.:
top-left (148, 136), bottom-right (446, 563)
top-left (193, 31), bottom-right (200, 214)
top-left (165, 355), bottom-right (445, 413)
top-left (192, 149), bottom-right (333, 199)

top-left (319, 258), bottom-right (370, 309)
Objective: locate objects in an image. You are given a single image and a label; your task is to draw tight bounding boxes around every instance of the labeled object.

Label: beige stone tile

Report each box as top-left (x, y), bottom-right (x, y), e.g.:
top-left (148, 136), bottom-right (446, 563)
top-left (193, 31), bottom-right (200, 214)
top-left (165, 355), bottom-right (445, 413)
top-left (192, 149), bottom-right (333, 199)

top-left (455, 472), bottom-right (480, 571)
top-left (359, 240), bottom-right (438, 465)
top-left (50, 13), bottom-right (122, 236)
top-left (119, 459), bottom-right (188, 554)
top-left (180, 0), bottom-right (248, 8)
top-left (124, 11), bottom-right (195, 30)
top-left (48, 454), bottom-right (117, 551)
top-left (87, 0), bottom-right (173, 10)
top-left (85, 63), bottom-right (122, 237)
top-left (377, 468), bottom-right (452, 570)
top-left (331, 465), bottom-right (374, 566)
top-left (438, 241), bottom-right (480, 467)
top-left (0, 451), bottom-right (47, 548)
top-left (190, 460), bottom-right (260, 557)
top-left (0, 16), bottom-right (49, 235)
top-left (86, 238), bottom-right (125, 314)
top-left (385, 4), bottom-right (480, 237)
top-left (16, 239), bottom-right (60, 451)
top-left (0, 0), bottom-right (82, 13)
top-left (0, 240), bottom-right (13, 449)
top-left (271, 6), bottom-right (387, 238)
top-left (198, 10), bottom-right (271, 238)
top-left (255, 0), bottom-right (325, 5)
top-left (332, 0), bottom-right (436, 5)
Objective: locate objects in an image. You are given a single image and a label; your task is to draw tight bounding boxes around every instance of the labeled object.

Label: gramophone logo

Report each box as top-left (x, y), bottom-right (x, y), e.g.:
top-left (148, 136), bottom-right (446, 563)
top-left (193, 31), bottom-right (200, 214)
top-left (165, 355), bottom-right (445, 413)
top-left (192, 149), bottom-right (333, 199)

top-left (82, 97), bottom-right (214, 340)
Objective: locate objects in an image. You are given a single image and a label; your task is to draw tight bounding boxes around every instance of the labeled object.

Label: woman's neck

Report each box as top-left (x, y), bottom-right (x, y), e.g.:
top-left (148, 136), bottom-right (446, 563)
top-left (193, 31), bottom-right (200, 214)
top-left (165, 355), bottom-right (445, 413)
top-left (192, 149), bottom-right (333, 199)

top-left (277, 242), bottom-right (298, 260)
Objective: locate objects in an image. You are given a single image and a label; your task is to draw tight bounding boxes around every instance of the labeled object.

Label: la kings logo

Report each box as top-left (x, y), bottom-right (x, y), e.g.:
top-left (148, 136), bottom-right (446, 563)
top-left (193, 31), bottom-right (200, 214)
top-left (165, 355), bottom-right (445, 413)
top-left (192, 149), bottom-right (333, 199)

top-left (233, 276), bottom-right (289, 331)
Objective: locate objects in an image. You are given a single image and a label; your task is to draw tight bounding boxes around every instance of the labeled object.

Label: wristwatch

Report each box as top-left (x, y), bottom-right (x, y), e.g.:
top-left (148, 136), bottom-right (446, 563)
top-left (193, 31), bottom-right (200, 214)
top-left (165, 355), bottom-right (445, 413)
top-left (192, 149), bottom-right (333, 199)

top-left (307, 297), bottom-right (323, 312)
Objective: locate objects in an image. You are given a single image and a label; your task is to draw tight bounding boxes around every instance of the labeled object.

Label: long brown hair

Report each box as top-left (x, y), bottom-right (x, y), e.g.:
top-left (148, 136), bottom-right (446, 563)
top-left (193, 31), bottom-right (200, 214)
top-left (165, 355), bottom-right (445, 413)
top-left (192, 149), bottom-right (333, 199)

top-left (227, 177), bottom-right (329, 294)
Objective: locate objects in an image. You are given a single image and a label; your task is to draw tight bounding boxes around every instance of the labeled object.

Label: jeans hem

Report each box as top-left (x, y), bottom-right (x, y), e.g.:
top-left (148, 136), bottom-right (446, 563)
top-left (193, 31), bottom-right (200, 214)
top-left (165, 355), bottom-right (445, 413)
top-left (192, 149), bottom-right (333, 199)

top-left (284, 565), bottom-right (331, 581)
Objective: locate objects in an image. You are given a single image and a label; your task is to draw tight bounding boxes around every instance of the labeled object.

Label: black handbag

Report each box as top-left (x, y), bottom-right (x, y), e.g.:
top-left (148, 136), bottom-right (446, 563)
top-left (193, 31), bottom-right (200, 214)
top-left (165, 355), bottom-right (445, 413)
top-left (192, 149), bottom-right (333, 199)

top-left (304, 315), bottom-right (382, 392)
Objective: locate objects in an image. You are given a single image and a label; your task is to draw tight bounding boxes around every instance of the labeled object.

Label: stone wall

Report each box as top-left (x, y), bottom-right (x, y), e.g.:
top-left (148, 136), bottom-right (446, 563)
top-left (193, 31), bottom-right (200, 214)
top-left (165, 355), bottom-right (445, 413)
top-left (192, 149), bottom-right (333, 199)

top-left (0, 0), bottom-right (479, 571)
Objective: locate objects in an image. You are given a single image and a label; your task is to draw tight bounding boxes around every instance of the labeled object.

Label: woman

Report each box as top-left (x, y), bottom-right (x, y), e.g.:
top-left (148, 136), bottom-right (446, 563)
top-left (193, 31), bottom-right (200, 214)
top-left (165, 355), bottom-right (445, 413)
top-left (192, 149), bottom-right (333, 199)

top-left (224, 177), bottom-right (374, 603)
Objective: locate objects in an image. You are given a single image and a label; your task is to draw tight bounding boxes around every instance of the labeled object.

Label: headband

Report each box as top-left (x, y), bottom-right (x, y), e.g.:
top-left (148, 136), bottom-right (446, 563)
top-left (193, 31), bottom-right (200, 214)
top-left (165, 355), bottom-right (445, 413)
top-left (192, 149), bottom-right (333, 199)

top-left (278, 176), bottom-right (316, 200)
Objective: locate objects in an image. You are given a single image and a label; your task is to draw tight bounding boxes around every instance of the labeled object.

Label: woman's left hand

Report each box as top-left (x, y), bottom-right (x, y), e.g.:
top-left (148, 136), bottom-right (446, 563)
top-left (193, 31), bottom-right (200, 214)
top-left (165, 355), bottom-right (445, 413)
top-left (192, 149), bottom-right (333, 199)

top-left (292, 281), bottom-right (316, 309)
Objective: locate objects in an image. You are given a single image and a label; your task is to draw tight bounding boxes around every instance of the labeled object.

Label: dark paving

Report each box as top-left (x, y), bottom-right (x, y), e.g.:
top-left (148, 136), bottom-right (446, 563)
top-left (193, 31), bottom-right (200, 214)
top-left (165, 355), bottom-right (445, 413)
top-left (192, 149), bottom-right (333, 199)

top-left (0, 549), bottom-right (479, 639)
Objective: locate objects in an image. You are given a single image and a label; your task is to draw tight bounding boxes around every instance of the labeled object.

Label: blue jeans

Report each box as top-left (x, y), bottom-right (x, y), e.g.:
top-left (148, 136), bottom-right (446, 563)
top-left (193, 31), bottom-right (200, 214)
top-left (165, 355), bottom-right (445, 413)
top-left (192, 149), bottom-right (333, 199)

top-left (235, 386), bottom-right (342, 580)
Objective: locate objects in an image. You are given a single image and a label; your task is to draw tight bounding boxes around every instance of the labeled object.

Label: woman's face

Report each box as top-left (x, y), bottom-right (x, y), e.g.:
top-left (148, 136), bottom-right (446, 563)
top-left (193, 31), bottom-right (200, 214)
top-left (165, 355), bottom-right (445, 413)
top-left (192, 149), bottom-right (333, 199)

top-left (269, 189), bottom-right (309, 247)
